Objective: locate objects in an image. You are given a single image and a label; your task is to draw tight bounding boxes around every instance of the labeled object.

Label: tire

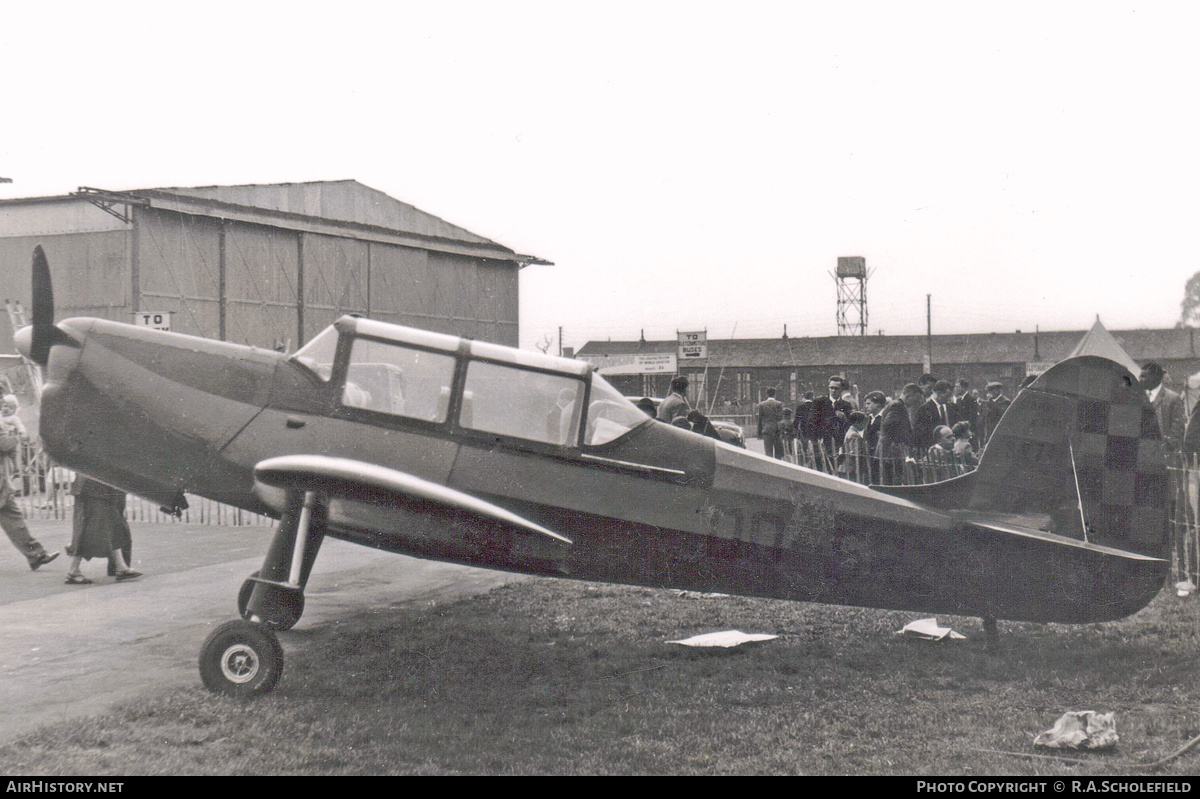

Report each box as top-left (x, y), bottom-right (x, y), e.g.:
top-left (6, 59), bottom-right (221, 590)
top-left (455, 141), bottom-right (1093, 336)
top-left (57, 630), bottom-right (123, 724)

top-left (199, 620), bottom-right (284, 698)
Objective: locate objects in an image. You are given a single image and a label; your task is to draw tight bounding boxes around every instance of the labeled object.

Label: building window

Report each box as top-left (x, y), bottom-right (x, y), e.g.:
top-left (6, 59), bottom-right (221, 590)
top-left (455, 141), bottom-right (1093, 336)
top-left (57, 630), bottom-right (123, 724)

top-left (737, 372), bottom-right (752, 402)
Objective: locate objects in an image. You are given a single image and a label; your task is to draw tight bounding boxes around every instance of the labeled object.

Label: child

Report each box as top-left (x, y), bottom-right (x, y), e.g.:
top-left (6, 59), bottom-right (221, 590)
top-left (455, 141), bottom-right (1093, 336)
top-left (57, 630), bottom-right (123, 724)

top-left (951, 421), bottom-right (977, 468)
top-left (0, 395), bottom-right (27, 439)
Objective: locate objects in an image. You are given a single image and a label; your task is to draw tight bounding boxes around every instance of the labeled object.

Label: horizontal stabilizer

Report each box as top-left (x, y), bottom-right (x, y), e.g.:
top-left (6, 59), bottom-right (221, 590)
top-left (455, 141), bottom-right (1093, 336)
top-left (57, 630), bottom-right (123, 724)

top-left (253, 455), bottom-right (572, 545)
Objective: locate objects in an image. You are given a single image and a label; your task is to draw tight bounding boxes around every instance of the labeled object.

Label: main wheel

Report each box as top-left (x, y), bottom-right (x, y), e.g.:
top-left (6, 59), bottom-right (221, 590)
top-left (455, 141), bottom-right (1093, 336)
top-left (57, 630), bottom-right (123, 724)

top-left (237, 573), bottom-right (304, 631)
top-left (199, 620), bottom-right (284, 698)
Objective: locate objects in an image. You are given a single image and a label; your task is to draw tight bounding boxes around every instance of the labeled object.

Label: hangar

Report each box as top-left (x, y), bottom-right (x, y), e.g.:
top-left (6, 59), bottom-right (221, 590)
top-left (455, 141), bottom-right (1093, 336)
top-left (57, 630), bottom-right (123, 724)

top-left (0, 180), bottom-right (547, 352)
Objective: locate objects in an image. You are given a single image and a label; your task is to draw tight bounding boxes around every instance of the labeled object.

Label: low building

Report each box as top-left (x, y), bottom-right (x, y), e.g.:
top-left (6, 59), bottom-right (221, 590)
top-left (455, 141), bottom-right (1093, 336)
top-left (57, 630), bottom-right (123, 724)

top-left (578, 327), bottom-right (1200, 412)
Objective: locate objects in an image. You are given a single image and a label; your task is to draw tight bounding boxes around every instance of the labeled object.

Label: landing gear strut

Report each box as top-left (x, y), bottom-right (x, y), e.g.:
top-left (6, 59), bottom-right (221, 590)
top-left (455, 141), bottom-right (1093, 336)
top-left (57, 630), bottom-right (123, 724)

top-left (199, 489), bottom-right (327, 696)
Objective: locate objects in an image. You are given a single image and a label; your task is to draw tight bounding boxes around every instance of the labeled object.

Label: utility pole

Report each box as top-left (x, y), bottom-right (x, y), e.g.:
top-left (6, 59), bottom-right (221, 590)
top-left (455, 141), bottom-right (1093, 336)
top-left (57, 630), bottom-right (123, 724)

top-left (558, 326), bottom-right (562, 357)
top-left (926, 294), bottom-right (933, 372)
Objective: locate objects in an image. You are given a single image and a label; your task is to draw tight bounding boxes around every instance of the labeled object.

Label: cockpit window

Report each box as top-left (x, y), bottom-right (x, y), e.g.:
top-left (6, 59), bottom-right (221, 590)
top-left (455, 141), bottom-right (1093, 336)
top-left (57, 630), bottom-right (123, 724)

top-left (291, 325), bottom-right (339, 382)
top-left (585, 374), bottom-right (652, 446)
top-left (461, 361), bottom-right (584, 446)
top-left (342, 338), bottom-right (457, 423)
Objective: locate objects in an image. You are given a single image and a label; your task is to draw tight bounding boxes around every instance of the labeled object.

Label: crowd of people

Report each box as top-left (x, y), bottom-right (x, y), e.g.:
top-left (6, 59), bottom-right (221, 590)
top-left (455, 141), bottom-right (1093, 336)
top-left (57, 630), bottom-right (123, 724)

top-left (756, 373), bottom-right (1014, 485)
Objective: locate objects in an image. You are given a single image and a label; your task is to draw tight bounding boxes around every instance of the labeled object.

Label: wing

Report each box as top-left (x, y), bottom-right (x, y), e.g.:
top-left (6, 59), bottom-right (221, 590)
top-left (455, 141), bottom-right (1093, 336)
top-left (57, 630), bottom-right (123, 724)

top-left (253, 454), bottom-right (572, 545)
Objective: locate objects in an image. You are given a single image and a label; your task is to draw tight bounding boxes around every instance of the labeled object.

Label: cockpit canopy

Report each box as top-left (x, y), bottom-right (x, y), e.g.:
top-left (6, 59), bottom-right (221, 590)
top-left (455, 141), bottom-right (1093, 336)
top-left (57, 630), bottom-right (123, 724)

top-left (291, 319), bottom-right (652, 448)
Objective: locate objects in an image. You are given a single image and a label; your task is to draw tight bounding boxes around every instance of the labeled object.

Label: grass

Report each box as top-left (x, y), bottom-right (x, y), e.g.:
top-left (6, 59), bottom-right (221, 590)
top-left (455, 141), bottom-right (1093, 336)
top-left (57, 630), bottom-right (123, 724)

top-left (2, 577), bottom-right (1199, 775)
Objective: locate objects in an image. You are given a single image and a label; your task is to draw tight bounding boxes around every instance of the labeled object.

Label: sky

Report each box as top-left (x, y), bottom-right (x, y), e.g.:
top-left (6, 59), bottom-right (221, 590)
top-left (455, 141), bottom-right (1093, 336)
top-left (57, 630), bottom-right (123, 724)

top-left (2, 1), bottom-right (1198, 354)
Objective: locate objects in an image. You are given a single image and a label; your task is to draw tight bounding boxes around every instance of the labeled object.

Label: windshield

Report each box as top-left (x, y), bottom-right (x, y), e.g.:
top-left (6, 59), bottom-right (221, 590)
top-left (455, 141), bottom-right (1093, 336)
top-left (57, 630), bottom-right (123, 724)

top-left (291, 325), bottom-right (339, 381)
top-left (585, 374), bottom-right (652, 446)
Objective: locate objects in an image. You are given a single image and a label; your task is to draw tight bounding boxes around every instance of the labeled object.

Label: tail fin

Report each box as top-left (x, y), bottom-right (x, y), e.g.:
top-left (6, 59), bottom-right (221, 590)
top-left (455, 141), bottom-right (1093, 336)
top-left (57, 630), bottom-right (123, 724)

top-left (878, 356), bottom-right (1171, 559)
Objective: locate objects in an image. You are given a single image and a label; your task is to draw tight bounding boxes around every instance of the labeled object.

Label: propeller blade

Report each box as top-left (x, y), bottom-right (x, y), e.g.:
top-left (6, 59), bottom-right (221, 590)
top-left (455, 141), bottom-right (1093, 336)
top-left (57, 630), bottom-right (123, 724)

top-left (28, 245), bottom-right (74, 365)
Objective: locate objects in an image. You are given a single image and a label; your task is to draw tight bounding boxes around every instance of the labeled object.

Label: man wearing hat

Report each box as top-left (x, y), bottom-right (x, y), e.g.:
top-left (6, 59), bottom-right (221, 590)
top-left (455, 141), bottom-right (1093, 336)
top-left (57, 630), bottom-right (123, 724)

top-left (978, 381), bottom-right (1011, 447)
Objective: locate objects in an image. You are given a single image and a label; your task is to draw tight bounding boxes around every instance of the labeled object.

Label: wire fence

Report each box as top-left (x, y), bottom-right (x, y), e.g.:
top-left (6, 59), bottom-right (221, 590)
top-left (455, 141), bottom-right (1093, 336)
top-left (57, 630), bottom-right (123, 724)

top-left (1171, 458), bottom-right (1200, 589)
top-left (772, 437), bottom-right (976, 486)
top-left (11, 444), bottom-right (272, 527)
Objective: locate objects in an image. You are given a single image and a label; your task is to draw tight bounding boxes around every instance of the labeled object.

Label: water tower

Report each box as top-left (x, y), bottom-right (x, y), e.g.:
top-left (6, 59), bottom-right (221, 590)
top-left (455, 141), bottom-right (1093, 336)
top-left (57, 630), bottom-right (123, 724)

top-left (833, 256), bottom-right (869, 336)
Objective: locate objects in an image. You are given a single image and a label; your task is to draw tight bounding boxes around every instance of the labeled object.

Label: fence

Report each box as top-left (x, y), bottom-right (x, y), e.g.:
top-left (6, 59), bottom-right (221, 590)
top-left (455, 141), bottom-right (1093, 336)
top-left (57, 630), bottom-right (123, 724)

top-left (12, 444), bottom-right (272, 527)
top-left (772, 437), bottom-right (975, 486)
top-left (1172, 457), bottom-right (1200, 589)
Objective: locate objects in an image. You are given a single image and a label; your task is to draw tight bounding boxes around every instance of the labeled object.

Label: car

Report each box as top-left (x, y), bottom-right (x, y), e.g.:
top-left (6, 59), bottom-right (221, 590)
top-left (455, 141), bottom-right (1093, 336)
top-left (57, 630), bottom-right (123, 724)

top-left (624, 396), bottom-right (746, 448)
top-left (709, 419), bottom-right (746, 448)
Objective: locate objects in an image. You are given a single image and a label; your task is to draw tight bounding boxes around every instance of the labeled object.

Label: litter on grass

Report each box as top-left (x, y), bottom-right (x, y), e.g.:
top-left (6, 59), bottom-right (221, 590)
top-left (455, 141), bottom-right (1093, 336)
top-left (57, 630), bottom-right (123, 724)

top-left (666, 631), bottom-right (778, 648)
top-left (897, 618), bottom-right (967, 641)
top-left (1034, 711), bottom-right (1118, 751)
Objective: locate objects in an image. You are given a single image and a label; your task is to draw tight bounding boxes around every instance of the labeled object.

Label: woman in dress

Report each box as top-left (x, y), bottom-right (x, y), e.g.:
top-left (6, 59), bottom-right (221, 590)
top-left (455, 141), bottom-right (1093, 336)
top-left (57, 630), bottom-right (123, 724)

top-left (63, 475), bottom-right (141, 584)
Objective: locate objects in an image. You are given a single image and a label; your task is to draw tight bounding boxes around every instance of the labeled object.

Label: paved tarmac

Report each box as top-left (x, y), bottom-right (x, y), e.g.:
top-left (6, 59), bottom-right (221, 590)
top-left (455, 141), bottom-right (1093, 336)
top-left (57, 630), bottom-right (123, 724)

top-left (0, 519), bottom-right (521, 744)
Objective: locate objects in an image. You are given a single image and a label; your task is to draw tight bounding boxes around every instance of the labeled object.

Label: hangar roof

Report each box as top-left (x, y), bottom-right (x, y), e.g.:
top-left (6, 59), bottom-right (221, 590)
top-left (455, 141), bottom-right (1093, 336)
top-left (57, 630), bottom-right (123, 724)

top-left (153, 180), bottom-right (494, 245)
top-left (1, 180), bottom-right (550, 266)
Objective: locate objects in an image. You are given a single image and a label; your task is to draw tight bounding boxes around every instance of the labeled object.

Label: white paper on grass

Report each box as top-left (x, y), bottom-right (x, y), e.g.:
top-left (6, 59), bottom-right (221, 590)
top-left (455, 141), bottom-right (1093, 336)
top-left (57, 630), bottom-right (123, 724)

top-left (1034, 711), bottom-right (1118, 750)
top-left (667, 631), bottom-right (778, 648)
top-left (897, 618), bottom-right (967, 641)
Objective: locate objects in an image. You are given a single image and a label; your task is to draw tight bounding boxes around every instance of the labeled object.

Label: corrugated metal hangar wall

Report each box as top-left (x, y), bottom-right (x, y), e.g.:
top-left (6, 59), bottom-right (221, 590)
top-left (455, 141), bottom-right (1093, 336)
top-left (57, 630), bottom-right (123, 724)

top-left (0, 181), bottom-right (536, 352)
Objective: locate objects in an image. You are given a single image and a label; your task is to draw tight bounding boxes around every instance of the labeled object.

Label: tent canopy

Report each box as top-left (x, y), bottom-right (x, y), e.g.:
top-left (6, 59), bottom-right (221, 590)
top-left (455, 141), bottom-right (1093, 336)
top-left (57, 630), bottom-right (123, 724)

top-left (1068, 317), bottom-right (1141, 376)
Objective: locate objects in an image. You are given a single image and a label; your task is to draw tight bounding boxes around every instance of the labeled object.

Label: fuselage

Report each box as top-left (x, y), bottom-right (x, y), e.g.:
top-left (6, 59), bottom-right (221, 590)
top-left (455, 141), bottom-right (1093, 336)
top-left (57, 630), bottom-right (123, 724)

top-left (39, 316), bottom-right (1167, 624)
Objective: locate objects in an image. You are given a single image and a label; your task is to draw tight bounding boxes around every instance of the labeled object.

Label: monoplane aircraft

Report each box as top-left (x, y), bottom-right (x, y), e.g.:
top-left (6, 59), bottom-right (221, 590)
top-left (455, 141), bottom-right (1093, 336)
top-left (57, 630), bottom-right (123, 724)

top-left (17, 246), bottom-right (1170, 697)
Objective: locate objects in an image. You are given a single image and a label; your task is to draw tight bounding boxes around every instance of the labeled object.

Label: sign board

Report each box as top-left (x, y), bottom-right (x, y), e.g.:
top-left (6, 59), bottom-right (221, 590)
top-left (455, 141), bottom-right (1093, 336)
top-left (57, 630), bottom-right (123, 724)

top-left (134, 312), bottom-right (172, 331)
top-left (596, 353), bottom-right (678, 376)
top-left (1025, 362), bottom-right (1056, 375)
top-left (678, 331), bottom-right (707, 360)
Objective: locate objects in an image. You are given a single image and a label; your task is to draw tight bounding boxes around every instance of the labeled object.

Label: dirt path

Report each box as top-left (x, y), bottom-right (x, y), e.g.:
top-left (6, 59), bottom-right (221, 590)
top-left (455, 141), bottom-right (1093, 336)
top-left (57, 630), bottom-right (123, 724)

top-left (0, 521), bottom-right (521, 743)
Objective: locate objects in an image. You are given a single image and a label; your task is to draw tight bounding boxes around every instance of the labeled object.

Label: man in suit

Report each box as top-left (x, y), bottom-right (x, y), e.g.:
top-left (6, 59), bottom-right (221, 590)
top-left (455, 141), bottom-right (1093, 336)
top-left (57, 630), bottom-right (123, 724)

top-left (756, 387), bottom-right (786, 459)
top-left (949, 379), bottom-right (978, 441)
top-left (810, 376), bottom-right (853, 472)
top-left (1141, 362), bottom-right (1185, 453)
top-left (979, 381), bottom-right (1011, 447)
top-left (793, 391), bottom-right (816, 468)
top-left (914, 380), bottom-right (954, 452)
top-left (1141, 362), bottom-right (1191, 587)
top-left (657, 375), bottom-right (690, 424)
top-left (878, 384), bottom-right (923, 484)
